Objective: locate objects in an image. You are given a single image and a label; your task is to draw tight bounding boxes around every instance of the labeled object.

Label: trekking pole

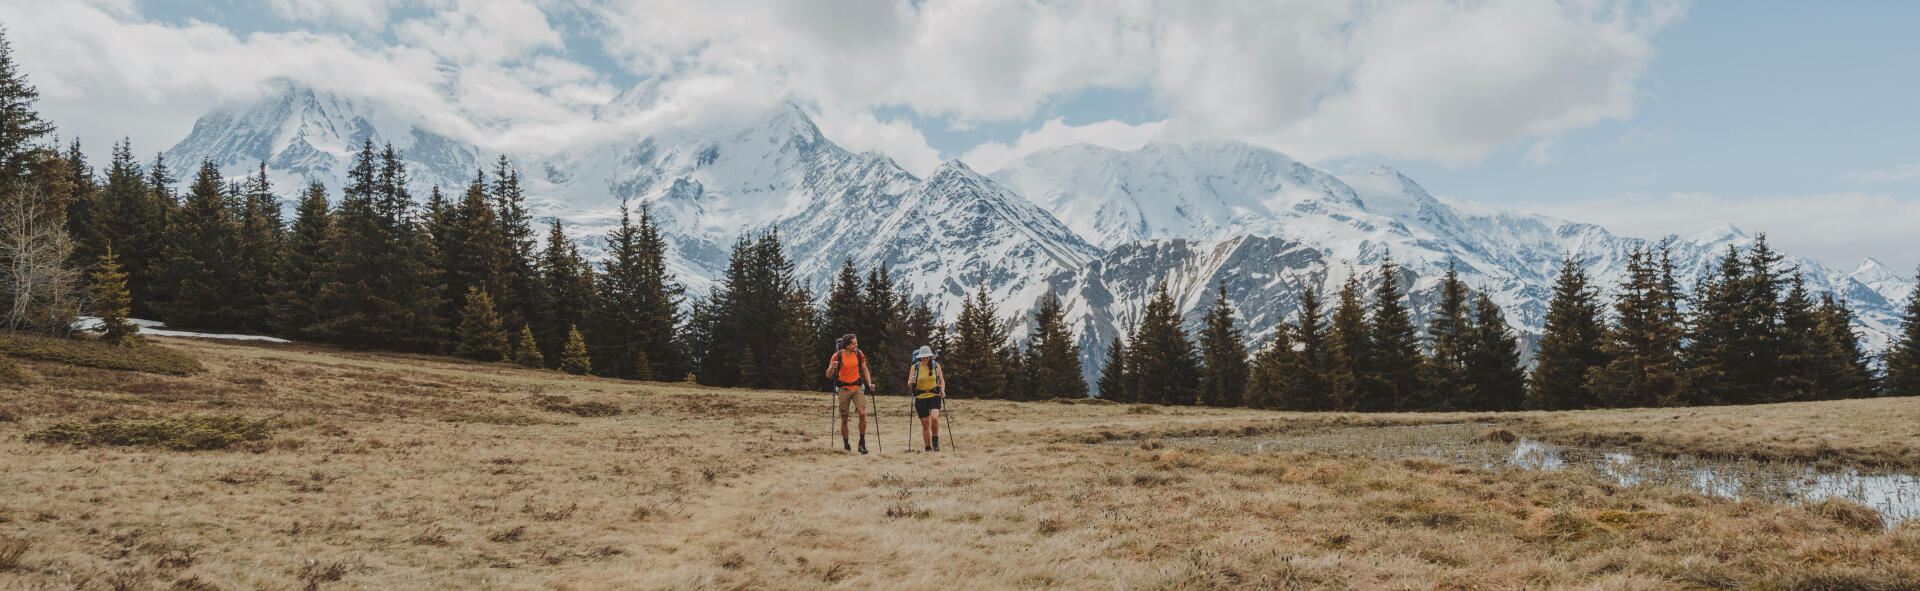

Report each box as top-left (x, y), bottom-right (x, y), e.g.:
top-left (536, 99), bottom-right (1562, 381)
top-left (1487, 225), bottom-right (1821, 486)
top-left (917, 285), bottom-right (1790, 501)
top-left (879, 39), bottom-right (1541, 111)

top-left (867, 384), bottom-right (882, 454)
top-left (828, 388), bottom-right (836, 450)
top-left (941, 395), bottom-right (955, 453)
top-left (905, 394), bottom-right (915, 452)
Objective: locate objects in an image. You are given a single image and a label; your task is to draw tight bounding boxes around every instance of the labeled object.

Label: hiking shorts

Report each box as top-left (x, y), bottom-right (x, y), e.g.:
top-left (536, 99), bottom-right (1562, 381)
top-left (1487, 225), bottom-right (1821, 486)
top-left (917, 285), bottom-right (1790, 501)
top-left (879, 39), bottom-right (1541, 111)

top-left (837, 386), bottom-right (867, 415)
top-left (914, 395), bottom-right (942, 418)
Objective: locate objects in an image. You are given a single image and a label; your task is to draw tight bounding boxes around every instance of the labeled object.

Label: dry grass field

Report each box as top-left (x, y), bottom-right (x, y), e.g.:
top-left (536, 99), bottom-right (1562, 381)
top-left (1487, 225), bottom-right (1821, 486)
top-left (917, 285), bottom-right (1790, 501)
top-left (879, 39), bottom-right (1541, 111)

top-left (3, 337), bottom-right (1918, 590)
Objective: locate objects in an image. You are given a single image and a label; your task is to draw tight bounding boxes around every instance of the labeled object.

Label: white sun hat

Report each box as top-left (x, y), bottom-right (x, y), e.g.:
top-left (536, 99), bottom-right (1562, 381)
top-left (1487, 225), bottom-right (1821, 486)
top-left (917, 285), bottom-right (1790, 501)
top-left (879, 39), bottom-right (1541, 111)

top-left (913, 346), bottom-right (934, 359)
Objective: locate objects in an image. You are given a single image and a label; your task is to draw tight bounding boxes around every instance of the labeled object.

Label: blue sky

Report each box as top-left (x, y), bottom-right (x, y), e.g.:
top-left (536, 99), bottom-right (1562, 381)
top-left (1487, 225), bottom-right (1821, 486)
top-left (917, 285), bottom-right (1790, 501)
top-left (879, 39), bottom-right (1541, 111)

top-left (7, 0), bottom-right (1918, 270)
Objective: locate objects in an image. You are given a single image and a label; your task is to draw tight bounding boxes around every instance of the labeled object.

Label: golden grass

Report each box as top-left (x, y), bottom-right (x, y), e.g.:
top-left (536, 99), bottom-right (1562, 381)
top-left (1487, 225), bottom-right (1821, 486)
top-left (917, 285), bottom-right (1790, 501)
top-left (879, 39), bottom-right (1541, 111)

top-left (1502, 398), bottom-right (1920, 470)
top-left (0, 332), bottom-right (203, 375)
top-left (0, 336), bottom-right (1914, 589)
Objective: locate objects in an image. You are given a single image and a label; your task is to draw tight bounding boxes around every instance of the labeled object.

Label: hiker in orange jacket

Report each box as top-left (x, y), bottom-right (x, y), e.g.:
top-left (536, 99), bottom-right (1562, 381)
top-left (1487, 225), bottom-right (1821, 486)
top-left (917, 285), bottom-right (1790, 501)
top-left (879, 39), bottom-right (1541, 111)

top-left (826, 334), bottom-right (875, 453)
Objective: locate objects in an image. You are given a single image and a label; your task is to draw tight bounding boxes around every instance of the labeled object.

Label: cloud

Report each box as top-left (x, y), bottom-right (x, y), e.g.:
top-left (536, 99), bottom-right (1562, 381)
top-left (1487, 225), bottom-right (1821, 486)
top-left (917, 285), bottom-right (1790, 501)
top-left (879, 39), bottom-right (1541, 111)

top-left (8, 0), bottom-right (1685, 173)
top-left (1843, 164), bottom-right (1920, 183)
top-left (1533, 192), bottom-right (1920, 271)
top-left (266, 0), bottom-right (400, 29)
top-left (961, 118), bottom-right (1167, 173)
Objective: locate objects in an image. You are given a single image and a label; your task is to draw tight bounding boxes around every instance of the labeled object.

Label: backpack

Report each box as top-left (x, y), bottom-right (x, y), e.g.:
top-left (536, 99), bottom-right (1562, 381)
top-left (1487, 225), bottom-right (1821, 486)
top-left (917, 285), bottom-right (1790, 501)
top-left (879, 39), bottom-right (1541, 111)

top-left (911, 360), bottom-right (941, 392)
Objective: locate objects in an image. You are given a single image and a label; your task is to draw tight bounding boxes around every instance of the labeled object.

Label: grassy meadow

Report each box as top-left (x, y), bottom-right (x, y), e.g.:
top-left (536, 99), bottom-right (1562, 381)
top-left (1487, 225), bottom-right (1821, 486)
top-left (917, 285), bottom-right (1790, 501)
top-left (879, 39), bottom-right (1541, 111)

top-left (2, 336), bottom-right (1918, 590)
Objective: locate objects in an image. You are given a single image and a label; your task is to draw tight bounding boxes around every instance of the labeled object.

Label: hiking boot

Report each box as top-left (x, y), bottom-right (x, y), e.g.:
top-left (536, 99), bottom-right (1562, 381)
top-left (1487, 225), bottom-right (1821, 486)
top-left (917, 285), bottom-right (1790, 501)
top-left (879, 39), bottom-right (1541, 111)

top-left (932, 437), bottom-right (940, 452)
top-left (924, 444), bottom-right (932, 452)
top-left (858, 438), bottom-right (869, 455)
top-left (843, 438), bottom-right (852, 452)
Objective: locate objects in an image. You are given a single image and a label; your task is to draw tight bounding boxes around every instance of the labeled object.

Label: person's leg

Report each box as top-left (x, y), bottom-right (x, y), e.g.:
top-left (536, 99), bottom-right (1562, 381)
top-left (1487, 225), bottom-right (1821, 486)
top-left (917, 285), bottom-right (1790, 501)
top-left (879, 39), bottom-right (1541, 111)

top-left (838, 389), bottom-right (853, 438)
top-left (929, 408), bottom-right (941, 450)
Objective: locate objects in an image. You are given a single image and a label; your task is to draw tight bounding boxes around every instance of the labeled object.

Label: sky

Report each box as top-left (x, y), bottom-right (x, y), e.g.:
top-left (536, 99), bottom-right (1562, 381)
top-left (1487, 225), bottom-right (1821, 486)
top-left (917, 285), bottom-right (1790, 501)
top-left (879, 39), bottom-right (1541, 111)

top-left (4, 0), bottom-right (1918, 272)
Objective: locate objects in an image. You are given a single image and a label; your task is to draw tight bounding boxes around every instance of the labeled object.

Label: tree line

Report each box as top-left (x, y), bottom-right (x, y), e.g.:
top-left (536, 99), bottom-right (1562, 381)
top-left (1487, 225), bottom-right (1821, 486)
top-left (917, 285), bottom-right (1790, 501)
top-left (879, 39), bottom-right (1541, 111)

top-left (5, 29), bottom-right (1920, 405)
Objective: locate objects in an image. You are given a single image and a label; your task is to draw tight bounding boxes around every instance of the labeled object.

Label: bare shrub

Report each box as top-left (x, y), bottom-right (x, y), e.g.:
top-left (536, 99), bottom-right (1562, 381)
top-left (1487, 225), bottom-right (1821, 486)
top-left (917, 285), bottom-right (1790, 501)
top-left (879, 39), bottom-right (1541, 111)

top-left (295, 560), bottom-right (350, 591)
top-left (1476, 428), bottom-right (1519, 444)
top-left (1, 186), bottom-right (82, 335)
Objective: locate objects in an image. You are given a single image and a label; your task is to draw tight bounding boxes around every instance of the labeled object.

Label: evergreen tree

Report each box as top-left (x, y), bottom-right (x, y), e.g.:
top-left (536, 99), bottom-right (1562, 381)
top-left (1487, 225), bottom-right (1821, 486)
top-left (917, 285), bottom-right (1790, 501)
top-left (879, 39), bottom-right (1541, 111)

top-left (136, 152), bottom-right (180, 312)
top-left (1421, 263), bottom-right (1471, 410)
top-left (1129, 282), bottom-right (1201, 405)
top-left (233, 163), bottom-right (283, 329)
top-left (861, 265), bottom-right (903, 395)
top-left (559, 325), bottom-right (592, 375)
top-left (64, 139), bottom-right (105, 265)
top-left (1096, 334), bottom-right (1128, 401)
top-left (1197, 283), bottom-right (1248, 407)
top-left (1326, 273), bottom-right (1370, 412)
top-left (537, 218), bottom-right (596, 364)
top-left (1770, 272), bottom-right (1824, 402)
top-left (89, 246), bottom-right (138, 344)
top-left (823, 259), bottom-right (865, 347)
top-left (1246, 324), bottom-right (1293, 410)
top-left (0, 29), bottom-right (53, 196)
top-left (270, 182), bottom-right (330, 338)
top-left (1028, 291), bottom-right (1087, 399)
top-left (309, 141), bottom-right (442, 351)
top-left (455, 287), bottom-right (509, 361)
top-left (947, 285), bottom-right (1010, 399)
top-left (591, 203), bottom-right (682, 380)
top-left (1884, 271), bottom-right (1920, 397)
top-left (159, 160), bottom-right (244, 329)
top-left (1586, 246), bottom-right (1685, 408)
top-left (903, 299), bottom-right (939, 354)
top-left (697, 231), bottom-right (809, 389)
top-left (490, 157), bottom-right (538, 328)
top-left (512, 325), bottom-right (545, 368)
top-left (1464, 293), bottom-right (1527, 411)
top-left (1366, 258), bottom-right (1423, 411)
top-left (1682, 245), bottom-right (1748, 406)
top-left (96, 141), bottom-right (166, 316)
top-left (1285, 287), bottom-right (1332, 411)
top-left (435, 172), bottom-right (511, 327)
top-left (1813, 294), bottom-right (1875, 399)
top-left (1529, 256), bottom-right (1609, 410)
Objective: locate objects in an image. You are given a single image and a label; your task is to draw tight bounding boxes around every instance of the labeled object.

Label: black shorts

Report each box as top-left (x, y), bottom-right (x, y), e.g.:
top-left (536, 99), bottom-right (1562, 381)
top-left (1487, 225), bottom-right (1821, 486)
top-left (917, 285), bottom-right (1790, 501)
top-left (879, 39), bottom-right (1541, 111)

top-left (914, 396), bottom-right (942, 418)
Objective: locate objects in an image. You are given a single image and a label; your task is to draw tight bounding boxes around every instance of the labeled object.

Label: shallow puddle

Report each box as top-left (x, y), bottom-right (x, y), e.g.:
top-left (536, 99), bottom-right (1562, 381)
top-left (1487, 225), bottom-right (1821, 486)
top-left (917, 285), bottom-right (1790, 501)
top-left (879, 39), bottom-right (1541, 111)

top-left (1156, 423), bottom-right (1920, 527)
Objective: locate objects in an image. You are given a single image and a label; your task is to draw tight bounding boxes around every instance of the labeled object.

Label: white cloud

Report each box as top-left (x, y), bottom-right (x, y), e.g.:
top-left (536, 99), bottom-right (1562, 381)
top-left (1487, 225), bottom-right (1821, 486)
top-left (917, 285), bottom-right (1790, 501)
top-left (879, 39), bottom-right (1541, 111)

top-left (1534, 192), bottom-right (1920, 272)
top-left (961, 118), bottom-right (1166, 173)
top-left (810, 109), bottom-right (943, 177)
top-left (266, 0), bottom-right (399, 29)
top-left (1843, 164), bottom-right (1920, 183)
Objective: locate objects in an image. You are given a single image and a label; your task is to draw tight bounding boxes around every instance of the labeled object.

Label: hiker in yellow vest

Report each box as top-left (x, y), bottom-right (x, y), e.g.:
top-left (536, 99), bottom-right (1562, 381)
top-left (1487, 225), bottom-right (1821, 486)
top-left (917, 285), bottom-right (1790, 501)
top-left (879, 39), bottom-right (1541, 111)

top-left (826, 334), bottom-right (874, 454)
top-left (907, 346), bottom-right (946, 452)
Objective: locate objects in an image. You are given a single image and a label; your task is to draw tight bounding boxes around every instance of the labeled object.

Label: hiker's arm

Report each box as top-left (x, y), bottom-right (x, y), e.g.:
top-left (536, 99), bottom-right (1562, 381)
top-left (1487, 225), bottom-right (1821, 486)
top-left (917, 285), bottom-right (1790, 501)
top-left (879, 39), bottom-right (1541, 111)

top-left (936, 366), bottom-right (946, 396)
top-left (825, 356), bottom-right (837, 379)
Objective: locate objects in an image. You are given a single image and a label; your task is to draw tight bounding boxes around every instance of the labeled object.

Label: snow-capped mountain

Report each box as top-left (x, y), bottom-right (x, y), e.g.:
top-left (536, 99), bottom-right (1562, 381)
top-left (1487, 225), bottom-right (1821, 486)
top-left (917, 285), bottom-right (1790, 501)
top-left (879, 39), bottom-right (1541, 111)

top-left (164, 80), bottom-right (481, 194)
top-left (997, 142), bottom-right (1914, 383)
top-left (162, 81), bottom-right (1916, 390)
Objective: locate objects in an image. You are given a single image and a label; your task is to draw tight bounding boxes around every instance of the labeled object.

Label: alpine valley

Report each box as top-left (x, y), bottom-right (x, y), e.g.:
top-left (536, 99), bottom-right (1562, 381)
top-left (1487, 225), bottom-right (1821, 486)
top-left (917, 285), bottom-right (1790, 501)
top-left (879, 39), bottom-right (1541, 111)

top-left (164, 82), bottom-right (1916, 387)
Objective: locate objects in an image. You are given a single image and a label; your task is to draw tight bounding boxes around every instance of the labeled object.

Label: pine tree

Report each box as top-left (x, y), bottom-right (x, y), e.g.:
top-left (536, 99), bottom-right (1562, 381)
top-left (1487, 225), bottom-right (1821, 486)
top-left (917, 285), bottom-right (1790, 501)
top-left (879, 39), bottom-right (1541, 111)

top-left (1884, 271), bottom-right (1920, 397)
top-left (512, 325), bottom-right (545, 368)
top-left (947, 285), bottom-right (1010, 399)
top-left (1096, 334), bottom-right (1128, 401)
top-left (697, 231), bottom-right (809, 389)
top-left (1246, 324), bottom-right (1294, 410)
top-left (1682, 245), bottom-right (1748, 406)
top-left (559, 325), bottom-right (592, 375)
top-left (0, 29), bottom-right (54, 196)
top-left (1770, 272), bottom-right (1823, 402)
top-left (1813, 294), bottom-right (1875, 399)
top-left (1129, 282), bottom-right (1200, 406)
top-left (1285, 287), bottom-right (1332, 411)
top-left (591, 203), bottom-right (682, 380)
top-left (1464, 293), bottom-right (1527, 411)
top-left (1326, 273), bottom-right (1370, 412)
top-left (232, 163), bottom-right (283, 329)
top-left (96, 141), bottom-right (166, 316)
top-left (89, 246), bottom-right (138, 344)
top-left (455, 287), bottom-right (509, 362)
top-left (436, 172), bottom-right (512, 327)
top-left (824, 260), bottom-right (865, 347)
top-left (1421, 263), bottom-right (1471, 410)
top-left (64, 139), bottom-right (106, 265)
top-left (537, 218), bottom-right (596, 364)
top-left (1529, 256), bottom-right (1609, 410)
top-left (1028, 291), bottom-right (1088, 399)
top-left (271, 182), bottom-right (330, 338)
top-left (1367, 257), bottom-right (1423, 411)
top-left (310, 141), bottom-right (444, 351)
top-left (1586, 246), bottom-right (1685, 408)
top-left (861, 265), bottom-right (903, 396)
top-left (489, 156), bottom-right (538, 332)
top-left (1197, 283), bottom-right (1248, 407)
top-left (159, 160), bottom-right (244, 329)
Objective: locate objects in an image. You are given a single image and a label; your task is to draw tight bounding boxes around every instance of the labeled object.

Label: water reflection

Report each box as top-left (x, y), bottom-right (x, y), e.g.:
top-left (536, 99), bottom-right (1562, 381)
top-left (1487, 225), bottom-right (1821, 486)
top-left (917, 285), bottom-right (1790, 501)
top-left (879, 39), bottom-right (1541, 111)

top-left (1170, 423), bottom-right (1919, 527)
